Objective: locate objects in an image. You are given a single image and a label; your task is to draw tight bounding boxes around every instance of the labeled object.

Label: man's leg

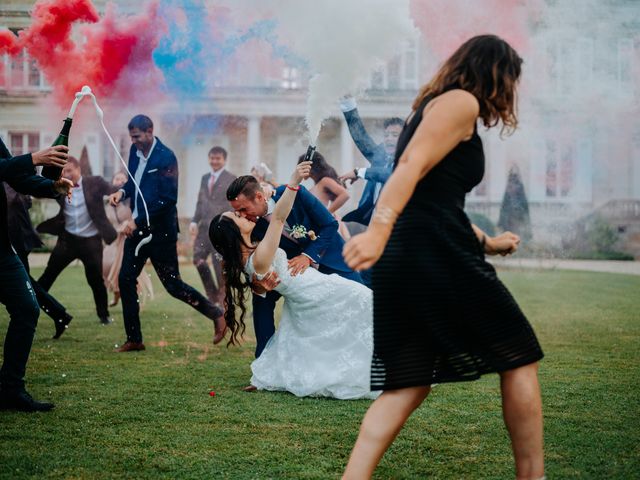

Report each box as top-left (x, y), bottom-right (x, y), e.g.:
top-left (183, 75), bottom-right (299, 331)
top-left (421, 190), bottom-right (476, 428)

top-left (0, 254), bottom-right (49, 408)
top-left (149, 241), bottom-right (224, 335)
top-left (37, 235), bottom-right (76, 291)
top-left (193, 235), bottom-right (218, 304)
top-left (211, 246), bottom-right (226, 306)
top-left (15, 247), bottom-right (71, 324)
top-left (251, 290), bottom-right (280, 358)
top-left (118, 238), bottom-right (149, 343)
top-left (318, 264), bottom-right (364, 285)
top-left (78, 235), bottom-right (110, 320)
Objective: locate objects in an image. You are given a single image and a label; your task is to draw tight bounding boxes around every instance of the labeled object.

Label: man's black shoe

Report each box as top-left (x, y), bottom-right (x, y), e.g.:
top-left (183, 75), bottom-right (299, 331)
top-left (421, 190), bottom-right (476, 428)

top-left (99, 316), bottom-right (113, 325)
top-left (52, 312), bottom-right (73, 339)
top-left (0, 390), bottom-right (54, 412)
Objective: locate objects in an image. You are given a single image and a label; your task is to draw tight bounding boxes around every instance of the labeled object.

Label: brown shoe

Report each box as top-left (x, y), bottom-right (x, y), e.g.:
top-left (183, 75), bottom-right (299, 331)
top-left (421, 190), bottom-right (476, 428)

top-left (115, 341), bottom-right (146, 352)
top-left (242, 385), bottom-right (257, 392)
top-left (213, 316), bottom-right (227, 345)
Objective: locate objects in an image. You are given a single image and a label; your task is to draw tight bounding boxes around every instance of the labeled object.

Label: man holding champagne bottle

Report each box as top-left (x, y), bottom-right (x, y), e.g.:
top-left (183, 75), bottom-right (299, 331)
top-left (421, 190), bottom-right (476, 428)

top-left (0, 138), bottom-right (73, 412)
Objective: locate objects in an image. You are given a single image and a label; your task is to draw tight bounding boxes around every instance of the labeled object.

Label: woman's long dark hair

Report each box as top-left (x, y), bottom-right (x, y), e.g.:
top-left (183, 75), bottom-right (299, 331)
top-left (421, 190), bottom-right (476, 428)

top-left (208, 213), bottom-right (253, 346)
top-left (298, 151), bottom-right (339, 184)
top-left (413, 34), bottom-right (523, 133)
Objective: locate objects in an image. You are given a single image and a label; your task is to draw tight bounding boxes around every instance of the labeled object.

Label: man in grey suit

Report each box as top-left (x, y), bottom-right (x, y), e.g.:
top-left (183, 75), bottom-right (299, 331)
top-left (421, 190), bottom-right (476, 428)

top-left (189, 146), bottom-right (237, 306)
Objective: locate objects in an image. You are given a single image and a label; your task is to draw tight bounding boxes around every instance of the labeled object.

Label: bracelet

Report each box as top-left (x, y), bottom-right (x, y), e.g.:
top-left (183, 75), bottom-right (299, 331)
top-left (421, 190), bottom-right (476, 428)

top-left (286, 184), bottom-right (300, 191)
top-left (371, 205), bottom-right (399, 225)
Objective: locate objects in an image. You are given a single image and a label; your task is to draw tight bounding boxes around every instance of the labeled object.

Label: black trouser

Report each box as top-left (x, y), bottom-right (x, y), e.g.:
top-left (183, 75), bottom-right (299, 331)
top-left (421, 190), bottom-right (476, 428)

top-left (119, 235), bottom-right (223, 343)
top-left (15, 247), bottom-right (69, 324)
top-left (38, 232), bottom-right (109, 319)
top-left (193, 232), bottom-right (224, 305)
top-left (0, 253), bottom-right (40, 393)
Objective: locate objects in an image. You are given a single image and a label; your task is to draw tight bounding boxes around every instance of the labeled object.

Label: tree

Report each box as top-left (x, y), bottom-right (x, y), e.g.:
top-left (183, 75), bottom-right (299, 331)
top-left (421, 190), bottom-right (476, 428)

top-left (498, 165), bottom-right (532, 241)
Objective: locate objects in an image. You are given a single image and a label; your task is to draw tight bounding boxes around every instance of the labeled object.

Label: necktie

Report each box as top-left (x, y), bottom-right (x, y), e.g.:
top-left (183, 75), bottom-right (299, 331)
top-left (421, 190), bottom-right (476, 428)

top-left (208, 174), bottom-right (216, 195)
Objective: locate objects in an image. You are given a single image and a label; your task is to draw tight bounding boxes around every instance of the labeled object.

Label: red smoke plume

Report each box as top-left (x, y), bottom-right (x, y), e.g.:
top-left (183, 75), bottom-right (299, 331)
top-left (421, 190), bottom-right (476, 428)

top-left (3, 0), bottom-right (164, 105)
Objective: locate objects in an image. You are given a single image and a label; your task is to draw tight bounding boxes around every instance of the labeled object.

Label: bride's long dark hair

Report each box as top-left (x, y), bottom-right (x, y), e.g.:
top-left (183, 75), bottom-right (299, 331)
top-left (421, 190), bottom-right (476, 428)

top-left (208, 213), bottom-right (253, 346)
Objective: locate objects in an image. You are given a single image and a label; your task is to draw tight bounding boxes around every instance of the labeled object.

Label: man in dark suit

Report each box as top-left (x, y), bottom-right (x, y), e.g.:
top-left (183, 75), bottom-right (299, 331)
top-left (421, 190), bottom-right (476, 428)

top-left (37, 156), bottom-right (117, 326)
top-left (337, 95), bottom-right (404, 286)
top-left (0, 137), bottom-right (72, 412)
top-left (189, 146), bottom-right (236, 306)
top-left (4, 183), bottom-right (73, 339)
top-left (108, 115), bottom-right (225, 352)
top-left (227, 175), bottom-right (362, 358)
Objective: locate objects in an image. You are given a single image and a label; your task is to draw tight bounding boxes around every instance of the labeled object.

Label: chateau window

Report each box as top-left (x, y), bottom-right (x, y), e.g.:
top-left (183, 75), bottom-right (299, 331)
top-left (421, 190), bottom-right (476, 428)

top-left (9, 132), bottom-right (40, 156)
top-left (281, 67), bottom-right (299, 89)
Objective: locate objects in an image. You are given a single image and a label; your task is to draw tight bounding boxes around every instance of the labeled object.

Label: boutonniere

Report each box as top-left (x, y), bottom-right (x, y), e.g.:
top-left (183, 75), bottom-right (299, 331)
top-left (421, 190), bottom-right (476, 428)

top-left (286, 224), bottom-right (318, 241)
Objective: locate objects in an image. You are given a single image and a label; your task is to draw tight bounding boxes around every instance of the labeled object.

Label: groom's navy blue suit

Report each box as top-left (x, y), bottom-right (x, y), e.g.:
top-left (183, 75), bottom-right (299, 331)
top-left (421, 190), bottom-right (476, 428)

top-left (251, 185), bottom-right (362, 357)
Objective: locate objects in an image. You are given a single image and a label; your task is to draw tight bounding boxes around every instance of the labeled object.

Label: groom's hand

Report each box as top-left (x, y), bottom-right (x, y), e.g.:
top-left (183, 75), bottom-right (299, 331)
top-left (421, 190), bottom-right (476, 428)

top-left (288, 255), bottom-right (312, 276)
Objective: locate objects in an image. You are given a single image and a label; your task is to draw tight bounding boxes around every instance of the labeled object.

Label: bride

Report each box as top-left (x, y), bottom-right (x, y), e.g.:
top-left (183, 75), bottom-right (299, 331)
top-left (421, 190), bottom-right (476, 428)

top-left (209, 161), bottom-right (377, 400)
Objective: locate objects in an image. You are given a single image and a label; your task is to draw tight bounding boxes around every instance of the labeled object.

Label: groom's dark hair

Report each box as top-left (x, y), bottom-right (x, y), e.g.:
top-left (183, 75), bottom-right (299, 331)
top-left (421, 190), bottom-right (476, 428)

top-left (226, 175), bottom-right (262, 201)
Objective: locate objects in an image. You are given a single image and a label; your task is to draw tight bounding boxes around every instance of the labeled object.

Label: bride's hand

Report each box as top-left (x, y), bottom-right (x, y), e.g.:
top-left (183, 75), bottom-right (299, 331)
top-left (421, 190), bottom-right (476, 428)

top-left (343, 230), bottom-right (387, 271)
top-left (291, 161), bottom-right (312, 186)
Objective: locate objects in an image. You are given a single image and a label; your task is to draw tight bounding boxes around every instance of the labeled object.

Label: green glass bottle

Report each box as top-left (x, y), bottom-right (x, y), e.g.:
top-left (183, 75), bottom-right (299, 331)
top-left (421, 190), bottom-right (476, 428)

top-left (42, 117), bottom-right (72, 180)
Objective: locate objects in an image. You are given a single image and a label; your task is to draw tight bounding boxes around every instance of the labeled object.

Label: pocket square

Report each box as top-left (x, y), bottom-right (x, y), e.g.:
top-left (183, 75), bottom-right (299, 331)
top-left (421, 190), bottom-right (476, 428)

top-left (147, 168), bottom-right (158, 173)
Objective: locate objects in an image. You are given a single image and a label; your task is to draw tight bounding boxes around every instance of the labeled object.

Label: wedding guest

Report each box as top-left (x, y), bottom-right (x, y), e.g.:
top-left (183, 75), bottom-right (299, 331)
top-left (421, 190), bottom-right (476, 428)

top-left (102, 171), bottom-right (154, 307)
top-left (189, 146), bottom-right (236, 306)
top-left (4, 183), bottom-right (73, 339)
top-left (108, 115), bottom-right (225, 352)
top-left (37, 156), bottom-right (117, 326)
top-left (338, 96), bottom-right (403, 286)
top-left (297, 151), bottom-right (351, 240)
top-left (0, 137), bottom-right (72, 412)
top-left (342, 35), bottom-right (545, 479)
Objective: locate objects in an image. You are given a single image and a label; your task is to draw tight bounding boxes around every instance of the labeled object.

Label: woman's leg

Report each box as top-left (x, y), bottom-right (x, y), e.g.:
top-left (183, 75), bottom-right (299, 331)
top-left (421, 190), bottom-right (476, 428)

top-left (343, 386), bottom-right (430, 479)
top-left (499, 362), bottom-right (544, 480)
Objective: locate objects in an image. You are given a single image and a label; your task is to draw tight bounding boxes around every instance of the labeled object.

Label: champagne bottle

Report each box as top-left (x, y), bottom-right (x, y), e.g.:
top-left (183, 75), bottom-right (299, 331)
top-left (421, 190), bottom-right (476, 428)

top-left (41, 117), bottom-right (72, 180)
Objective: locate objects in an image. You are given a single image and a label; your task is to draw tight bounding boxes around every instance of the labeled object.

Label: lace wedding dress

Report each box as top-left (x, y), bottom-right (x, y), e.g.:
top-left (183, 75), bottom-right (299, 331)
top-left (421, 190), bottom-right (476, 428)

top-left (246, 248), bottom-right (378, 400)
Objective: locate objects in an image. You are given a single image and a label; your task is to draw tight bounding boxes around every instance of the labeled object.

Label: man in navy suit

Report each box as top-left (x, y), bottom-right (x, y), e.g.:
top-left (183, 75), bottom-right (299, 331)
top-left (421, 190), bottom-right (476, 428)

top-left (109, 115), bottom-right (225, 352)
top-left (337, 96), bottom-right (404, 286)
top-left (227, 175), bottom-right (362, 358)
top-left (0, 137), bottom-right (72, 411)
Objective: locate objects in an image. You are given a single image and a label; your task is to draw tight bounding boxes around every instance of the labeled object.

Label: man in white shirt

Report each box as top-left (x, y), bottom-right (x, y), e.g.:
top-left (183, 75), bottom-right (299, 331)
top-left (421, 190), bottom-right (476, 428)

top-left (37, 157), bottom-right (117, 326)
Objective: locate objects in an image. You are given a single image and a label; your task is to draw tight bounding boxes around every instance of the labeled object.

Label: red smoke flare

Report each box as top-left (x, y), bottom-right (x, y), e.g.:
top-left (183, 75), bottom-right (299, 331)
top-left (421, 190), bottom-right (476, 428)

top-left (11, 0), bottom-right (164, 105)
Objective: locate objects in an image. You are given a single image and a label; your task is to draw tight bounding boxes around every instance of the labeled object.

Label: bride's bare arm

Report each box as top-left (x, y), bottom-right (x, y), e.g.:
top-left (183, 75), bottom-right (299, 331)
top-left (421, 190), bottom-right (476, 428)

top-left (252, 161), bottom-right (312, 274)
top-left (343, 90), bottom-right (479, 270)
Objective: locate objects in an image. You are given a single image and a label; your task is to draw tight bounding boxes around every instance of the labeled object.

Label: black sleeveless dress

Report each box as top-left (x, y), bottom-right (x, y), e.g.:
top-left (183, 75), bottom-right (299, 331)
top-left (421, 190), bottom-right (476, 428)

top-left (370, 95), bottom-right (543, 390)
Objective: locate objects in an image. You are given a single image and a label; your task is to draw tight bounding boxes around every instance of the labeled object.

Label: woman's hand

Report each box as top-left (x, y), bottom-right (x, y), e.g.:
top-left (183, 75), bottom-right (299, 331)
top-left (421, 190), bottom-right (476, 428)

top-left (343, 228), bottom-right (389, 271)
top-left (291, 160), bottom-right (312, 186)
top-left (486, 231), bottom-right (520, 256)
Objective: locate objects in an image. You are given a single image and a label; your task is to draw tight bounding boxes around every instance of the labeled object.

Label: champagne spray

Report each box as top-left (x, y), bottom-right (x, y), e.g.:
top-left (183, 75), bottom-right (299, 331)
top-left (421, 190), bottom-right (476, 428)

top-left (69, 86), bottom-right (153, 256)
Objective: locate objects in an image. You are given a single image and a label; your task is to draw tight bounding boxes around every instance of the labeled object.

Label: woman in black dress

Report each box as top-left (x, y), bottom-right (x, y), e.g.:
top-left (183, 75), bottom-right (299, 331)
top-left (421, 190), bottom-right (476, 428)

top-left (342, 35), bottom-right (545, 479)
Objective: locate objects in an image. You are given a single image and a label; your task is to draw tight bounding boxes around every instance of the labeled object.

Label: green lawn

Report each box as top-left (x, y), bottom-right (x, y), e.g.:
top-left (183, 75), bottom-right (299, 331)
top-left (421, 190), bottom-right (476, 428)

top-left (0, 265), bottom-right (639, 479)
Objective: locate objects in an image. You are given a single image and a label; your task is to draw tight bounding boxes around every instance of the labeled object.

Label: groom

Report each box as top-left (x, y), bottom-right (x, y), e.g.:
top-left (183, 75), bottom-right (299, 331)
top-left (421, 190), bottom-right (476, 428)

top-left (227, 175), bottom-right (362, 357)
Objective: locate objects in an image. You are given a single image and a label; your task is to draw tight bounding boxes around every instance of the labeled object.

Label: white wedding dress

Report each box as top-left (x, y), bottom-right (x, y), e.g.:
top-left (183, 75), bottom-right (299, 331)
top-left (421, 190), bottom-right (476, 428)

top-left (246, 248), bottom-right (379, 400)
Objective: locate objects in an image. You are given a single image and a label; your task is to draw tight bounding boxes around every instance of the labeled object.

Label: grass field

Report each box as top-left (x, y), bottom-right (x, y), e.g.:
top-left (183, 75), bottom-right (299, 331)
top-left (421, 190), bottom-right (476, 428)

top-left (0, 264), bottom-right (639, 479)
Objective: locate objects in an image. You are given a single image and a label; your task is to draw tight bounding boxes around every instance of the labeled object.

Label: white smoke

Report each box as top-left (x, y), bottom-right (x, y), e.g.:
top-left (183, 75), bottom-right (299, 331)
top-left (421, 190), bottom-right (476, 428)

top-left (218, 0), bottom-right (416, 144)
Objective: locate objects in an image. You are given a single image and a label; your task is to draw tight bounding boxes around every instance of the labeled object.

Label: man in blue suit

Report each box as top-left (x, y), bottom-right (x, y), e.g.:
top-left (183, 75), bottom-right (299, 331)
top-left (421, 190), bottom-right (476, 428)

top-left (109, 115), bottom-right (225, 352)
top-left (227, 175), bottom-right (362, 358)
top-left (338, 96), bottom-right (404, 286)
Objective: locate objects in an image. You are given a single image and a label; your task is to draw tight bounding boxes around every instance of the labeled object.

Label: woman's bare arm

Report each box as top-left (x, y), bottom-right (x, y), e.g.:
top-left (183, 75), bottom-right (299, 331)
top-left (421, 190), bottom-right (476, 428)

top-left (343, 90), bottom-right (479, 270)
top-left (319, 177), bottom-right (350, 213)
top-left (252, 161), bottom-right (312, 274)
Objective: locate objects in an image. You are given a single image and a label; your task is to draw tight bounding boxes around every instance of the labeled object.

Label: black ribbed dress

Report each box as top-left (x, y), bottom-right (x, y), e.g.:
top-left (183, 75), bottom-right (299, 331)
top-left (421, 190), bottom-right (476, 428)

top-left (370, 96), bottom-right (543, 390)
